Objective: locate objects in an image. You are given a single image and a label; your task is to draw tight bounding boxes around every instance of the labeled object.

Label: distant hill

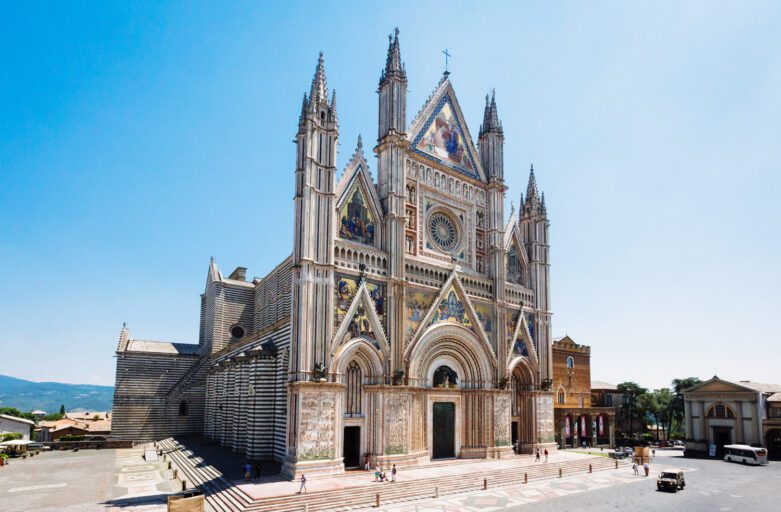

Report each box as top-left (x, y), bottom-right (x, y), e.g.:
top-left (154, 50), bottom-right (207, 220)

top-left (0, 374), bottom-right (113, 413)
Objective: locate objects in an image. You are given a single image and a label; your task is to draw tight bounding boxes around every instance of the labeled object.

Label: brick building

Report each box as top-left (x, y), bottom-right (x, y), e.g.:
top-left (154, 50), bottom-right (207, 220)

top-left (551, 336), bottom-right (615, 448)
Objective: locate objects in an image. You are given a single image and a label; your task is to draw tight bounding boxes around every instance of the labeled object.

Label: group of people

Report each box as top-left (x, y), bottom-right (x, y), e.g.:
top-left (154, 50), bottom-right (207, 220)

top-left (243, 462), bottom-right (262, 482)
top-left (373, 464), bottom-right (397, 483)
top-left (632, 461), bottom-right (651, 476)
top-left (534, 448), bottom-right (549, 462)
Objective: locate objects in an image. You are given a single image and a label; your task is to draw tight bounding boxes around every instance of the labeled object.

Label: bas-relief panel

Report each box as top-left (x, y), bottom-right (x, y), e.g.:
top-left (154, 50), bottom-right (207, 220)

top-left (413, 96), bottom-right (478, 179)
top-left (494, 395), bottom-right (511, 446)
top-left (384, 394), bottom-right (409, 455)
top-left (298, 391), bottom-right (337, 460)
top-left (405, 288), bottom-right (437, 341)
top-left (335, 273), bottom-right (386, 337)
top-left (535, 394), bottom-right (555, 444)
top-left (431, 287), bottom-right (471, 328)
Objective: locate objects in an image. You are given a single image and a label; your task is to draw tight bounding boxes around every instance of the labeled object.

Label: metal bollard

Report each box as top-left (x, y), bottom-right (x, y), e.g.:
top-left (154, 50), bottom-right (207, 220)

top-left (173, 468), bottom-right (178, 479)
top-left (615, 459), bottom-right (618, 469)
top-left (558, 468), bottom-right (562, 478)
top-left (376, 493), bottom-right (380, 508)
top-left (181, 480), bottom-right (187, 491)
top-left (589, 464), bottom-right (592, 473)
top-left (168, 461), bottom-right (172, 470)
top-left (435, 486), bottom-right (439, 498)
top-left (483, 478), bottom-right (487, 490)
top-left (524, 473), bottom-right (528, 484)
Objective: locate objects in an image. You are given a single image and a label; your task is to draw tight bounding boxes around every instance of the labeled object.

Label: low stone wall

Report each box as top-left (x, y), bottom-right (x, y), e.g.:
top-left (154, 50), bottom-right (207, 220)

top-left (44, 440), bottom-right (134, 450)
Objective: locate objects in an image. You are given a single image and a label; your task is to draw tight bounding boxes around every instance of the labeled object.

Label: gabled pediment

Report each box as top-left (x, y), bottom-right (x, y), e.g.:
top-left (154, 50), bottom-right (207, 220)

top-left (507, 311), bottom-right (539, 370)
top-left (404, 270), bottom-right (495, 360)
top-left (335, 138), bottom-right (383, 248)
top-left (331, 280), bottom-right (389, 358)
top-left (685, 377), bottom-right (759, 394)
top-left (407, 78), bottom-right (484, 181)
top-left (503, 219), bottom-right (528, 284)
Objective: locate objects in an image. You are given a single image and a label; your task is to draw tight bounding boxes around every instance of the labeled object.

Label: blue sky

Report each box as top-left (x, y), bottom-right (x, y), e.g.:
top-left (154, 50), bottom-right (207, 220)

top-left (1, 1), bottom-right (778, 390)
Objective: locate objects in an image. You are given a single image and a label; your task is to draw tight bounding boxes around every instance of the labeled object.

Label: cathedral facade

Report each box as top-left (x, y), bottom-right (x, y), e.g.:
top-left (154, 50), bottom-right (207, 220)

top-left (113, 30), bottom-right (556, 478)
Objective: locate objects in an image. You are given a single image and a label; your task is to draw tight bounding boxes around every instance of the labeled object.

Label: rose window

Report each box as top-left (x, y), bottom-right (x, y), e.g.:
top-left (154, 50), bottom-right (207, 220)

top-left (427, 211), bottom-right (461, 253)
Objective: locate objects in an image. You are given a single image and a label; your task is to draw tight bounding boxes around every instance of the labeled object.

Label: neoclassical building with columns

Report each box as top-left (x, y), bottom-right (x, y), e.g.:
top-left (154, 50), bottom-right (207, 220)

top-left (112, 30), bottom-right (557, 478)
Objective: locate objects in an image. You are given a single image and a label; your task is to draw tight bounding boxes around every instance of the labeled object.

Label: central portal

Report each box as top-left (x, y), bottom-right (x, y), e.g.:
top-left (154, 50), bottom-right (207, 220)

top-left (432, 402), bottom-right (456, 459)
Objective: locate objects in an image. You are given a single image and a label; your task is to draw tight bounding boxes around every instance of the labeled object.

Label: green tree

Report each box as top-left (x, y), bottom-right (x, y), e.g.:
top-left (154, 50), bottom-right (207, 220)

top-left (0, 407), bottom-right (36, 423)
top-left (655, 388), bottom-right (675, 441)
top-left (671, 377), bottom-right (701, 437)
top-left (59, 404), bottom-right (66, 415)
top-left (616, 382), bottom-right (648, 437)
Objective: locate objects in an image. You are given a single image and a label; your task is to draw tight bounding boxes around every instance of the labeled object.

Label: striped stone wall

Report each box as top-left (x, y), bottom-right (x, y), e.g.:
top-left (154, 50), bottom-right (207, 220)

top-left (112, 351), bottom-right (205, 440)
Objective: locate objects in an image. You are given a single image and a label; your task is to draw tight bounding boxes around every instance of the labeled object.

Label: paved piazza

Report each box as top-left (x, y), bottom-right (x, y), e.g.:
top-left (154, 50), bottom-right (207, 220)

top-left (0, 446), bottom-right (174, 512)
top-left (367, 451), bottom-right (781, 512)
top-left (0, 448), bottom-right (779, 511)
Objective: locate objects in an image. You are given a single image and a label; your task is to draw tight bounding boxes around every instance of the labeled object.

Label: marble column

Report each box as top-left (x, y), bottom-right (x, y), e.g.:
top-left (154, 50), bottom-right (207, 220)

top-left (735, 401), bottom-right (744, 443)
top-left (698, 401), bottom-right (706, 442)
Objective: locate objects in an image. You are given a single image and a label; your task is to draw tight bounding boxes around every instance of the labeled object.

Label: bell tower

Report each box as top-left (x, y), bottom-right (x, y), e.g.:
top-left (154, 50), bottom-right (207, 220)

top-left (376, 28), bottom-right (408, 371)
top-left (291, 52), bottom-right (339, 380)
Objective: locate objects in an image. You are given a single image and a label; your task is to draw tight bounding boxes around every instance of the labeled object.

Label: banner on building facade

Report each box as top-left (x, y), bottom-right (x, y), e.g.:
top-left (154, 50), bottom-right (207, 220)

top-left (581, 415), bottom-right (586, 436)
top-left (598, 415), bottom-right (604, 436)
top-left (565, 415), bottom-right (570, 437)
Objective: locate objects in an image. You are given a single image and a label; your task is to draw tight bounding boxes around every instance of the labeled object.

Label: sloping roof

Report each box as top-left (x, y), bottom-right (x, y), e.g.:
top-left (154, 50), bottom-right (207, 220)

top-left (125, 339), bottom-right (200, 355)
top-left (591, 381), bottom-right (617, 390)
top-left (736, 381), bottom-right (781, 393)
top-left (0, 414), bottom-right (35, 426)
top-left (767, 393), bottom-right (781, 402)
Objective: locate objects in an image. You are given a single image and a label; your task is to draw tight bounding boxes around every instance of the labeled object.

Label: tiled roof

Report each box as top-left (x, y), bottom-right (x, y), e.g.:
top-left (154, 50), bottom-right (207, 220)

top-left (736, 381), bottom-right (781, 393)
top-left (591, 381), bottom-right (617, 390)
top-left (125, 339), bottom-right (200, 355)
top-left (0, 414), bottom-right (35, 426)
top-left (767, 393), bottom-right (781, 402)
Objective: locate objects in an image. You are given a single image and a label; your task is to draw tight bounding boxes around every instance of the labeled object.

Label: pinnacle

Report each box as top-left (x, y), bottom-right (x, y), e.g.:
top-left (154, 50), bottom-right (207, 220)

top-left (479, 88), bottom-right (502, 137)
top-left (526, 164), bottom-right (539, 201)
top-left (381, 27), bottom-right (405, 84)
top-left (309, 52), bottom-right (328, 105)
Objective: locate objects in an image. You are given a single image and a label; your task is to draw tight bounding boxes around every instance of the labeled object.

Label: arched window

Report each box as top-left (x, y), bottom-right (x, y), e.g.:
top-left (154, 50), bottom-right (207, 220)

top-left (179, 400), bottom-right (188, 417)
top-left (433, 366), bottom-right (458, 388)
top-left (345, 361), bottom-right (362, 416)
top-left (566, 356), bottom-right (574, 369)
top-left (557, 388), bottom-right (566, 404)
top-left (707, 404), bottom-right (736, 419)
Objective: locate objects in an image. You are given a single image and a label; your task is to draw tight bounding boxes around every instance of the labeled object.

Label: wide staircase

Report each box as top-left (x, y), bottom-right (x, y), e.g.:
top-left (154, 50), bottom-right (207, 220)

top-left (159, 437), bottom-right (626, 512)
top-left (157, 437), bottom-right (253, 512)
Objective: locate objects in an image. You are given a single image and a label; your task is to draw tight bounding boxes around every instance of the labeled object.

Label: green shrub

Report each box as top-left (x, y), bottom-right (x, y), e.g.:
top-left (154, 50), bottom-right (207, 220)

top-left (0, 432), bottom-right (23, 442)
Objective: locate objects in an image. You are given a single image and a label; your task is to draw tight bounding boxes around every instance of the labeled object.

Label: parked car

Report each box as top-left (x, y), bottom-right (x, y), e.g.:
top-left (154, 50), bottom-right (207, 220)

top-left (657, 469), bottom-right (686, 492)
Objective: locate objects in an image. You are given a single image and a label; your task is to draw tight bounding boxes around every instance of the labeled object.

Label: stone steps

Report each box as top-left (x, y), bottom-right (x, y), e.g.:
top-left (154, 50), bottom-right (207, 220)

top-left (244, 457), bottom-right (624, 512)
top-left (158, 438), bottom-right (253, 512)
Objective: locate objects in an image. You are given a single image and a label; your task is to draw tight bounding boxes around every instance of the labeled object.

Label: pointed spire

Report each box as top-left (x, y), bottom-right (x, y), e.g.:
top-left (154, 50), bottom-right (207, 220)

top-left (380, 27), bottom-right (406, 85)
top-left (299, 92), bottom-right (308, 120)
top-left (519, 192), bottom-right (524, 220)
top-left (479, 89), bottom-right (502, 138)
top-left (526, 164), bottom-right (539, 201)
top-left (309, 52), bottom-right (328, 105)
top-left (357, 134), bottom-right (363, 150)
top-left (541, 192), bottom-right (547, 213)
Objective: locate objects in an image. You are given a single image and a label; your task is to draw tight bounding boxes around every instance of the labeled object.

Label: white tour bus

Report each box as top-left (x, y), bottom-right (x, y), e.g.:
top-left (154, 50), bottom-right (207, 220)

top-left (723, 444), bottom-right (769, 465)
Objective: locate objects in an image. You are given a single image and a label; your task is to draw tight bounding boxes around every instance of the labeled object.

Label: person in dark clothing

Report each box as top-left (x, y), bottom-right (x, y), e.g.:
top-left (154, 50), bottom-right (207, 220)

top-left (253, 463), bottom-right (262, 481)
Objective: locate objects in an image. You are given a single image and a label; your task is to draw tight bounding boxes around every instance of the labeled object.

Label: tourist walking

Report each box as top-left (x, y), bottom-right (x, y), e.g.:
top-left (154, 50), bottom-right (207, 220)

top-left (544, 449), bottom-right (549, 462)
top-left (632, 462), bottom-right (638, 475)
top-left (535, 448), bottom-right (540, 462)
top-left (364, 454), bottom-right (371, 471)
top-left (253, 462), bottom-right (261, 482)
top-left (643, 462), bottom-right (650, 477)
top-left (374, 468), bottom-right (379, 482)
top-left (391, 464), bottom-right (397, 482)
top-left (297, 473), bottom-right (307, 494)
top-left (244, 463), bottom-right (251, 482)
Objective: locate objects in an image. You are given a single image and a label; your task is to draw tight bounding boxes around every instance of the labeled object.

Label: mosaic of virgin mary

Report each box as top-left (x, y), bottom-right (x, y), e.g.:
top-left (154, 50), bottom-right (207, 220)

top-left (339, 185), bottom-right (375, 246)
top-left (417, 101), bottom-right (474, 173)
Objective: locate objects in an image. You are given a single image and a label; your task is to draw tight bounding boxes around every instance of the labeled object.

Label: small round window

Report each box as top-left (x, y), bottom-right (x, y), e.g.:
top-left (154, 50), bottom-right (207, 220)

top-left (230, 325), bottom-right (245, 339)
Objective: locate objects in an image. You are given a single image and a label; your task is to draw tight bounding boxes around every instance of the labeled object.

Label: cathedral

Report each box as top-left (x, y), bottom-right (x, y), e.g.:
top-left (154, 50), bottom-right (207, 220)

top-left (112, 29), bottom-right (556, 478)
